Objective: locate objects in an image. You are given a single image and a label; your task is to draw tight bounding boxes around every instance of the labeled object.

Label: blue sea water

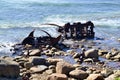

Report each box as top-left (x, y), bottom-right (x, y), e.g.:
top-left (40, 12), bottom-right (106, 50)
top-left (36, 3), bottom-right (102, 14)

top-left (0, 0), bottom-right (120, 56)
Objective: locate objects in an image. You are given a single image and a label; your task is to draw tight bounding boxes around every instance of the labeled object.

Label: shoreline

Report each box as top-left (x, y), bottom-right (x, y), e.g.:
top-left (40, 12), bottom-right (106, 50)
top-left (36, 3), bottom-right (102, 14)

top-left (0, 38), bottom-right (120, 80)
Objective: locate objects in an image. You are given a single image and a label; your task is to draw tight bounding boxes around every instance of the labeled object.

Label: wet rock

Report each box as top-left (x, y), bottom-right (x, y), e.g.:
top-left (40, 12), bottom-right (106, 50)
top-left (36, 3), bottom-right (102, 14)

top-left (30, 65), bottom-right (48, 73)
top-left (29, 56), bottom-right (47, 66)
top-left (47, 73), bottom-right (68, 80)
top-left (84, 49), bottom-right (98, 60)
top-left (86, 74), bottom-right (104, 80)
top-left (56, 61), bottom-right (75, 75)
top-left (0, 59), bottom-right (20, 78)
top-left (47, 58), bottom-right (63, 65)
top-left (29, 49), bottom-right (41, 56)
top-left (69, 70), bottom-right (89, 79)
top-left (2, 56), bottom-right (14, 61)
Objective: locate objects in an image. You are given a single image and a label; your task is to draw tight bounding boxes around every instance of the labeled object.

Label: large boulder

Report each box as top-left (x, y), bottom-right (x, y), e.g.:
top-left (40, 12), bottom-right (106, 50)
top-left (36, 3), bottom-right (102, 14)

top-left (56, 61), bottom-right (75, 75)
top-left (69, 69), bottom-right (89, 79)
top-left (47, 73), bottom-right (68, 80)
top-left (0, 59), bottom-right (20, 78)
top-left (29, 56), bottom-right (47, 66)
top-left (86, 74), bottom-right (104, 80)
top-left (84, 49), bottom-right (99, 60)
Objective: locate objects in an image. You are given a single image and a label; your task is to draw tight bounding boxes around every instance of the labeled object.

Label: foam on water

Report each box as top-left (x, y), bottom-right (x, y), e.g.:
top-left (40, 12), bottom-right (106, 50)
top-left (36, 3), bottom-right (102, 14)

top-left (0, 0), bottom-right (120, 56)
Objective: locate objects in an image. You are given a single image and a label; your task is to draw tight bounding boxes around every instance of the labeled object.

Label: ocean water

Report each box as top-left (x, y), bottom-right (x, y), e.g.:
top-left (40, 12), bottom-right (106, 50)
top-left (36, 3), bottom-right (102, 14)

top-left (0, 0), bottom-right (120, 56)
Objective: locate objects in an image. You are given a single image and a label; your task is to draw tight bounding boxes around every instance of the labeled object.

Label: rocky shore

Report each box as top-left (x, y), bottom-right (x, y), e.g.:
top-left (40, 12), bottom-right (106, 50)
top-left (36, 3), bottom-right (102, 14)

top-left (0, 39), bottom-right (120, 80)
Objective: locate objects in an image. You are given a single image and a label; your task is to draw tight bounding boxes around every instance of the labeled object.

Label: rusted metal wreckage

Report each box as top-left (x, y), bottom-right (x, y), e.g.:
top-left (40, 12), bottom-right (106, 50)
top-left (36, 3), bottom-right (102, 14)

top-left (12, 21), bottom-right (95, 55)
top-left (22, 29), bottom-right (62, 48)
top-left (16, 21), bottom-right (95, 49)
top-left (43, 21), bottom-right (95, 39)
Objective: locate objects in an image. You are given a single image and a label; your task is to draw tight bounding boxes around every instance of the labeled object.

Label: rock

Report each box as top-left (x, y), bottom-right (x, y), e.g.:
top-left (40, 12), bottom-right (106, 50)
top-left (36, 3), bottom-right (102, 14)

top-left (29, 49), bottom-right (41, 56)
top-left (118, 38), bottom-right (120, 42)
top-left (98, 50), bottom-right (108, 56)
top-left (29, 56), bottom-right (47, 66)
top-left (86, 74), bottom-right (104, 80)
top-left (24, 62), bottom-right (33, 69)
top-left (105, 70), bottom-right (120, 80)
top-left (18, 61), bottom-right (26, 68)
top-left (55, 52), bottom-right (61, 56)
top-left (114, 70), bottom-right (120, 77)
top-left (56, 61), bottom-right (75, 75)
top-left (0, 59), bottom-right (20, 78)
top-left (46, 50), bottom-right (54, 56)
top-left (84, 58), bottom-right (94, 63)
top-left (69, 70), bottom-right (89, 79)
top-left (45, 69), bottom-right (55, 75)
top-left (74, 58), bottom-right (81, 63)
top-left (47, 73), bottom-right (68, 80)
top-left (30, 65), bottom-right (48, 73)
top-left (106, 53), bottom-right (111, 59)
top-left (105, 74), bottom-right (115, 80)
top-left (101, 68), bottom-right (113, 78)
top-left (47, 58), bottom-right (63, 65)
top-left (111, 51), bottom-right (119, 57)
top-left (73, 64), bottom-right (81, 68)
top-left (67, 50), bottom-right (75, 55)
top-left (113, 54), bottom-right (120, 59)
top-left (73, 52), bottom-right (80, 58)
top-left (84, 49), bottom-right (99, 59)
top-left (51, 47), bottom-right (57, 52)
top-left (49, 65), bottom-right (56, 69)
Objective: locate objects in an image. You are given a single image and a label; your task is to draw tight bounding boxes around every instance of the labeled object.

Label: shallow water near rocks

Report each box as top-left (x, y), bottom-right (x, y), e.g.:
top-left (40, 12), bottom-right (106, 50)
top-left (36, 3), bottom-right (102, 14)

top-left (41, 54), bottom-right (120, 70)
